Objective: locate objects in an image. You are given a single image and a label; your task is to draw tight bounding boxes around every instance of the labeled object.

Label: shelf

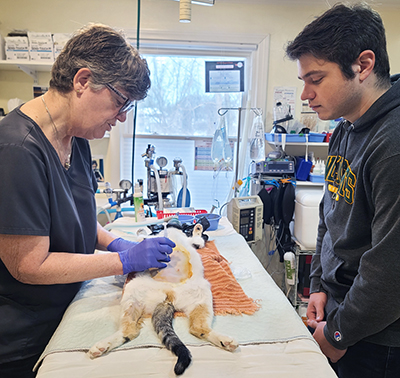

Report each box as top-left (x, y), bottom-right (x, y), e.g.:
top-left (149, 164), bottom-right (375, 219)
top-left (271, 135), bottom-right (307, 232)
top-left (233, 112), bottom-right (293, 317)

top-left (0, 60), bottom-right (52, 83)
top-left (296, 181), bottom-right (324, 187)
top-left (0, 60), bottom-right (53, 71)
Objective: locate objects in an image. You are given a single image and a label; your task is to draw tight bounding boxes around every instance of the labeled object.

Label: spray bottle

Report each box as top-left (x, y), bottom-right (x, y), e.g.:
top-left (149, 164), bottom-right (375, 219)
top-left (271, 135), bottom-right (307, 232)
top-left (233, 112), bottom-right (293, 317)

top-left (133, 183), bottom-right (146, 222)
top-left (284, 251), bottom-right (296, 286)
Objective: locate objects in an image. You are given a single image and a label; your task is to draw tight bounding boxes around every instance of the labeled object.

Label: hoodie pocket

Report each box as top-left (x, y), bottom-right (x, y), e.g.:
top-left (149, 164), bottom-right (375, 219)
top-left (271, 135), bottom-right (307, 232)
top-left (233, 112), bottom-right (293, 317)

top-left (320, 240), bottom-right (353, 302)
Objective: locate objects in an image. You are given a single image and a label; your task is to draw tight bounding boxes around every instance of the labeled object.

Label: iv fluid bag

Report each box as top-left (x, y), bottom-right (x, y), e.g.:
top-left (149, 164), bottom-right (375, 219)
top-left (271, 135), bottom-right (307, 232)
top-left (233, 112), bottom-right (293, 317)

top-left (211, 115), bottom-right (233, 165)
top-left (249, 114), bottom-right (265, 162)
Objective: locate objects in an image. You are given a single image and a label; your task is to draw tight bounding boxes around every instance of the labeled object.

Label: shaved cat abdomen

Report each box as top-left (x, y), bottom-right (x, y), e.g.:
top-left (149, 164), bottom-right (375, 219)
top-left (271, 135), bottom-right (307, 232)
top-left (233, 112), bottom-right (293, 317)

top-left (151, 244), bottom-right (193, 284)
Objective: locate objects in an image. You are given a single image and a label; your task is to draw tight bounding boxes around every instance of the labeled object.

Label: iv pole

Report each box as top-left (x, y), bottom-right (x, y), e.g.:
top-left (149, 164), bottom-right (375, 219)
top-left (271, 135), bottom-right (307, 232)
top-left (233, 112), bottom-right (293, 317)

top-left (218, 107), bottom-right (263, 197)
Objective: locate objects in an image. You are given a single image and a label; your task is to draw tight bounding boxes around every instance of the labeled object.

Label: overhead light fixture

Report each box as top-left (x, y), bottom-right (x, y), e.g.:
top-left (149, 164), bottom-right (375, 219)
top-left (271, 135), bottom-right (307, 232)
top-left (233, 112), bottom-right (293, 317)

top-left (180, 0), bottom-right (191, 23)
top-left (174, 0), bottom-right (215, 23)
top-left (173, 0), bottom-right (214, 6)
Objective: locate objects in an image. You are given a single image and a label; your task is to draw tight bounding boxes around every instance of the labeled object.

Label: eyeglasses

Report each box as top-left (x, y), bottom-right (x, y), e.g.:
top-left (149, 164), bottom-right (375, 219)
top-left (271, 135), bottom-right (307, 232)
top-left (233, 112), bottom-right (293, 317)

top-left (105, 83), bottom-right (135, 115)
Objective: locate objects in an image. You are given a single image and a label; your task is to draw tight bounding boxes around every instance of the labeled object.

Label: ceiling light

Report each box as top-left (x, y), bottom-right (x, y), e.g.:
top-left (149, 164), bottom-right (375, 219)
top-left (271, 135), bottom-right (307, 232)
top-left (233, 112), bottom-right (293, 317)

top-left (180, 0), bottom-right (191, 23)
top-left (173, 0), bottom-right (214, 5)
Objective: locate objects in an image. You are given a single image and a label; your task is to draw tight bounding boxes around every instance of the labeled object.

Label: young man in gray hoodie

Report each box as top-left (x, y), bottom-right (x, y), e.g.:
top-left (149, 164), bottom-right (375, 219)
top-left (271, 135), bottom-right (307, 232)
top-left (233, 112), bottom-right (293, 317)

top-left (286, 3), bottom-right (400, 378)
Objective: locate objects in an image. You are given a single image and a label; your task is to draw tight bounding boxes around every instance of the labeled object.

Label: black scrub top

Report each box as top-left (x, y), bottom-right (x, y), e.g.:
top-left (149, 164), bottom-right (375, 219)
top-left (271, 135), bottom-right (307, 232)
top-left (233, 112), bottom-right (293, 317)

top-left (0, 107), bottom-right (98, 363)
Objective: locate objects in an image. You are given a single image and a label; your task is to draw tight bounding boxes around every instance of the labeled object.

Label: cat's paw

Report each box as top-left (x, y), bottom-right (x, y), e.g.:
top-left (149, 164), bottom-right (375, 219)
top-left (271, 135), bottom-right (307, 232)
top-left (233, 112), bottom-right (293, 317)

top-left (219, 336), bottom-right (239, 352)
top-left (87, 342), bottom-right (112, 359)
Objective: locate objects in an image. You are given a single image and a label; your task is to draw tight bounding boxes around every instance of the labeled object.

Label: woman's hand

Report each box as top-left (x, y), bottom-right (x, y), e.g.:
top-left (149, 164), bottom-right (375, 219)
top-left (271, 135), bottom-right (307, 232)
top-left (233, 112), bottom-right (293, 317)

top-left (117, 237), bottom-right (176, 274)
top-left (107, 237), bottom-right (138, 252)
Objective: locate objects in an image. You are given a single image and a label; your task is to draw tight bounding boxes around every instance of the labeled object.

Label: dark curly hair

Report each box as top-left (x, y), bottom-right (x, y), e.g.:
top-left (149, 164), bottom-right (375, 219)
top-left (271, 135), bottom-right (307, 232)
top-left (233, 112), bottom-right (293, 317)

top-left (285, 3), bottom-right (390, 89)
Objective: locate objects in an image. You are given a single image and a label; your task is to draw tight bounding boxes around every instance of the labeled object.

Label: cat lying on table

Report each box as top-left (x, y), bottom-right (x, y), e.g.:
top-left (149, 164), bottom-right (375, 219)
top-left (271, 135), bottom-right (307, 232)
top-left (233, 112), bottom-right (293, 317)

top-left (87, 222), bottom-right (238, 375)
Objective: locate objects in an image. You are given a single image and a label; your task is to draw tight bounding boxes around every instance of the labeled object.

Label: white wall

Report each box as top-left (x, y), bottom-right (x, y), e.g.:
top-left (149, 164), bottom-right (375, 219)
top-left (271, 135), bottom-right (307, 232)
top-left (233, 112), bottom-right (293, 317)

top-left (2, 0), bottom-right (399, 276)
top-left (1, 0), bottom-right (400, 122)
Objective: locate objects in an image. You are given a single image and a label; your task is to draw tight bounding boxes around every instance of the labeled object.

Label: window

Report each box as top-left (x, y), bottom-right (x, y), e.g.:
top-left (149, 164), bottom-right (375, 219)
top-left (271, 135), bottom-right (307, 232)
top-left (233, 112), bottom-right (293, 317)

top-left (131, 55), bottom-right (242, 137)
top-left (115, 33), bottom-right (270, 213)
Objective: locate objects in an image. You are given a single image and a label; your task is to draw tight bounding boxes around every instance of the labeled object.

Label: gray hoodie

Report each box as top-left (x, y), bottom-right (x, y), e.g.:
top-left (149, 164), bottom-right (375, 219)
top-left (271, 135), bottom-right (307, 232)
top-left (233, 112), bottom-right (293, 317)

top-left (310, 74), bottom-right (400, 350)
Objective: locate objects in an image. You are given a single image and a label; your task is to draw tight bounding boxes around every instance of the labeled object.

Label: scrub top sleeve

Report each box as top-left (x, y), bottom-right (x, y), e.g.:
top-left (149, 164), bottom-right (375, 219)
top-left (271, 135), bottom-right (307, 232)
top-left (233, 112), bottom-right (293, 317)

top-left (0, 144), bottom-right (50, 235)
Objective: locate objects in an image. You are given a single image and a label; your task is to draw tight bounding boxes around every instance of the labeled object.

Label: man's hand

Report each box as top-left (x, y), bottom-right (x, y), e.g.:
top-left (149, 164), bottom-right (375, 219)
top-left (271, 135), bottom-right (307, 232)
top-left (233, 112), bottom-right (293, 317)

top-left (307, 291), bottom-right (327, 329)
top-left (312, 321), bottom-right (347, 363)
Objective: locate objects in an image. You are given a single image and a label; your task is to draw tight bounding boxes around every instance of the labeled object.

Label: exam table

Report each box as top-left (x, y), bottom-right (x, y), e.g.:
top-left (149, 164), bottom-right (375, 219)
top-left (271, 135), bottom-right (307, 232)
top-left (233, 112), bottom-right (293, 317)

top-left (35, 217), bottom-right (337, 378)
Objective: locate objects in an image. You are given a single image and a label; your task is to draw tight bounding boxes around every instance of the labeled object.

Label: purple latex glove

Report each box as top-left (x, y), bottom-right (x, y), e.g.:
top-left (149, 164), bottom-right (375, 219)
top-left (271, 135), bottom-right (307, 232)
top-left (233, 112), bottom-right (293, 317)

top-left (107, 237), bottom-right (138, 252)
top-left (117, 237), bottom-right (176, 274)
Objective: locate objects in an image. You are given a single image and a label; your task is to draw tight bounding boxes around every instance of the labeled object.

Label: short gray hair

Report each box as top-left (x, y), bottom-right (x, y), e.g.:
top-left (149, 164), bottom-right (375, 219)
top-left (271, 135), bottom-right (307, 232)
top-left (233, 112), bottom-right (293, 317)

top-left (50, 23), bottom-right (151, 100)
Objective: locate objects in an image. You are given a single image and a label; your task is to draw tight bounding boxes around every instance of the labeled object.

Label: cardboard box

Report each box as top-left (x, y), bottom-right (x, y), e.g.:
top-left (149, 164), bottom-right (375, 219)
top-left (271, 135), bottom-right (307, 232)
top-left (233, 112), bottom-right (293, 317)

top-left (5, 50), bottom-right (30, 60)
top-left (28, 32), bottom-right (54, 62)
top-left (53, 33), bottom-right (71, 59)
top-left (29, 50), bottom-right (54, 62)
top-left (5, 36), bottom-right (29, 49)
top-left (5, 36), bottom-right (30, 60)
top-left (294, 189), bottom-right (323, 250)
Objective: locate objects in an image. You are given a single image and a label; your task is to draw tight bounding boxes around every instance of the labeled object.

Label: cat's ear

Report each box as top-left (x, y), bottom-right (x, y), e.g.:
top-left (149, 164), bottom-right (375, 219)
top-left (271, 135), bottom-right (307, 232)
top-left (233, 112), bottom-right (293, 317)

top-left (192, 223), bottom-right (203, 237)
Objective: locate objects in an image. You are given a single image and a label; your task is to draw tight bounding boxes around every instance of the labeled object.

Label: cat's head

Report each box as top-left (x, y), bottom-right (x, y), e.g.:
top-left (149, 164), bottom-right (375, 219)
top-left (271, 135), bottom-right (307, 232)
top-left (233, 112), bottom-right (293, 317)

top-left (136, 220), bottom-right (207, 249)
top-left (166, 221), bottom-right (207, 249)
top-left (189, 223), bottom-right (206, 249)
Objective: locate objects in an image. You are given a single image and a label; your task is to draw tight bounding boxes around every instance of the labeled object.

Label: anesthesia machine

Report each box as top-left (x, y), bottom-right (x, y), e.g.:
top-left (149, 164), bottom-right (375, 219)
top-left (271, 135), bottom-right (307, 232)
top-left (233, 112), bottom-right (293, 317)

top-left (141, 144), bottom-right (190, 212)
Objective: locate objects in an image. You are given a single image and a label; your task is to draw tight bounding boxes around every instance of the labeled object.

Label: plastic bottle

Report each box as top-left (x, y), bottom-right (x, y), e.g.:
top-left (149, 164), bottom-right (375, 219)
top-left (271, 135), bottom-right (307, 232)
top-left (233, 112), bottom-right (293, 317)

top-left (133, 183), bottom-right (146, 222)
top-left (284, 251), bottom-right (296, 286)
top-left (249, 114), bottom-right (265, 162)
top-left (319, 159), bottom-right (324, 174)
top-left (313, 159), bottom-right (325, 175)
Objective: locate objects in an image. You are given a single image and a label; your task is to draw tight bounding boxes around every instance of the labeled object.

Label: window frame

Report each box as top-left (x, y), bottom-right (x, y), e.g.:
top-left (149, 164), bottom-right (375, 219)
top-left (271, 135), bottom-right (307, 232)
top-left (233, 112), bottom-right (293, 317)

top-left (104, 30), bottom-right (270, 207)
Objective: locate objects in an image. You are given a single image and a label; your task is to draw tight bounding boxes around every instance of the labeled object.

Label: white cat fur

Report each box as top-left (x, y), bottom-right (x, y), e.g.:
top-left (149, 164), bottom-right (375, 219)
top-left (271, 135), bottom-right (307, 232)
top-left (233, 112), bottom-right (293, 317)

top-left (88, 224), bottom-right (238, 370)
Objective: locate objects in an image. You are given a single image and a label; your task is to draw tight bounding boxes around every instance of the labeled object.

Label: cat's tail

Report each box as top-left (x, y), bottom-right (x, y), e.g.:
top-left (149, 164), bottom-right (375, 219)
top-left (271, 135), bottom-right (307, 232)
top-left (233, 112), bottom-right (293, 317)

top-left (152, 298), bottom-right (192, 375)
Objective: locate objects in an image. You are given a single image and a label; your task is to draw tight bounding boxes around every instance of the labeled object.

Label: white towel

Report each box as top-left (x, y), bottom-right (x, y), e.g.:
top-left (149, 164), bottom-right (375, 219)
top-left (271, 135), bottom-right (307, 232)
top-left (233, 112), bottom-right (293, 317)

top-left (38, 231), bottom-right (313, 364)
